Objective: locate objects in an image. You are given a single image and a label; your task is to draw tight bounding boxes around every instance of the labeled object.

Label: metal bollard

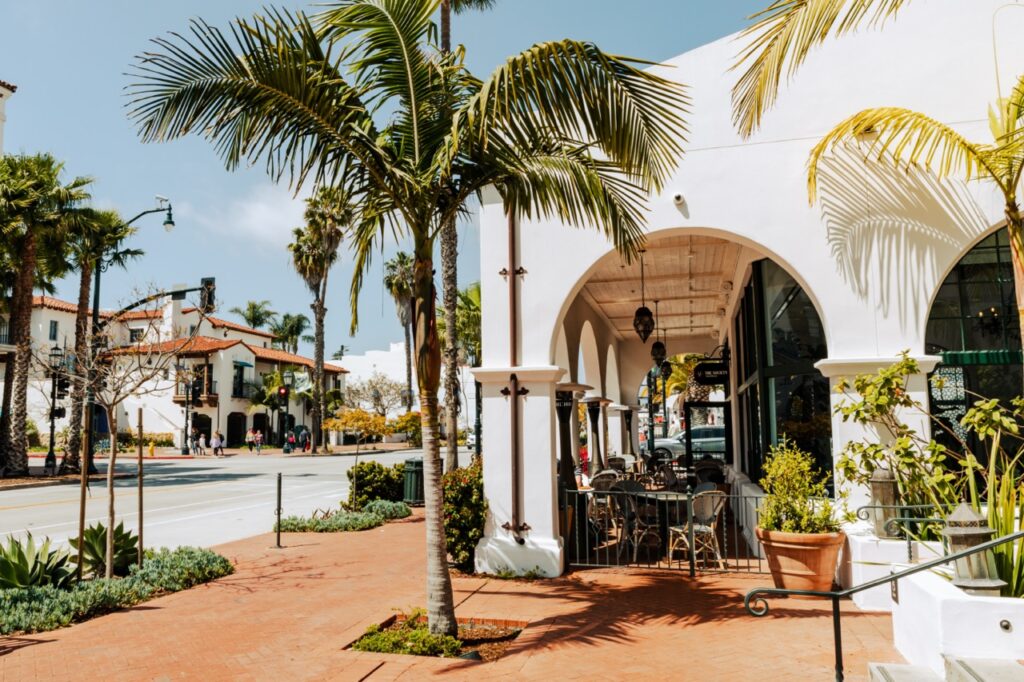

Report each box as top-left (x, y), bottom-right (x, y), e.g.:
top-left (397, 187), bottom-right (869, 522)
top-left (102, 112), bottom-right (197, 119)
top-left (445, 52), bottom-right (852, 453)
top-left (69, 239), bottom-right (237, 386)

top-left (276, 472), bottom-right (282, 549)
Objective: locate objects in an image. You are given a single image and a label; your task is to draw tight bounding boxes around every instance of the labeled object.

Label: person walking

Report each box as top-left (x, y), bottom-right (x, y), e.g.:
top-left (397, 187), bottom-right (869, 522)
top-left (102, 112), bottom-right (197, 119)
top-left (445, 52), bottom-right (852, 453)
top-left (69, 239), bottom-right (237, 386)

top-left (245, 428), bottom-right (255, 453)
top-left (190, 427), bottom-right (199, 455)
top-left (211, 430), bottom-right (223, 457)
top-left (254, 430), bottom-right (263, 455)
top-left (300, 426), bottom-right (311, 453)
top-left (197, 432), bottom-right (207, 456)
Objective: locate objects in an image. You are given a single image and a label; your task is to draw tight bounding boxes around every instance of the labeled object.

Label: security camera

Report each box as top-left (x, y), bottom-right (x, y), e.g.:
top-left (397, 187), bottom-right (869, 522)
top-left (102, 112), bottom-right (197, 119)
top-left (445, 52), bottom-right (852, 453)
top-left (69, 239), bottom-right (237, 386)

top-left (672, 192), bottom-right (685, 206)
top-left (155, 194), bottom-right (169, 203)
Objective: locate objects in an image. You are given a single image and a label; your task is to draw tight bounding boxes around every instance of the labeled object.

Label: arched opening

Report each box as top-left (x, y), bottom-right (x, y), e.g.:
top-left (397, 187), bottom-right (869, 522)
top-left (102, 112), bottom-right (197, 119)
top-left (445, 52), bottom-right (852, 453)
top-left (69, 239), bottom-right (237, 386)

top-left (192, 413), bottom-right (212, 443)
top-left (577, 320), bottom-right (602, 393)
top-left (926, 227), bottom-right (1022, 454)
top-left (252, 413), bottom-right (269, 441)
top-left (226, 412), bottom-right (247, 447)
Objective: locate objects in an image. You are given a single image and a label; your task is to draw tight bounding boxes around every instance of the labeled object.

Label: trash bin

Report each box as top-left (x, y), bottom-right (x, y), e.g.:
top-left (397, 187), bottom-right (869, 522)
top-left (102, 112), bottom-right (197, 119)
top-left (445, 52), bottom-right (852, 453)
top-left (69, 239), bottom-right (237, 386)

top-left (403, 457), bottom-right (424, 506)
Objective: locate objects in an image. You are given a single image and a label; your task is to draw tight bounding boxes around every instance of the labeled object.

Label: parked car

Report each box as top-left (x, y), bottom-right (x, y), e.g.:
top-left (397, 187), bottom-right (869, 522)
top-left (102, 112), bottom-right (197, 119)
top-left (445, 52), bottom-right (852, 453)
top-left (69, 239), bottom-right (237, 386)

top-left (650, 425), bottom-right (726, 462)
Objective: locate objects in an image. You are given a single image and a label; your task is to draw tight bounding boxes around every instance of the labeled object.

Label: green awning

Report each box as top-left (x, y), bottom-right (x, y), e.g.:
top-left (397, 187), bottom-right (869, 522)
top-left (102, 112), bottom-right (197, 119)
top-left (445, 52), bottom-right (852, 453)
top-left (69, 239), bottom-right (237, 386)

top-left (233, 360), bottom-right (254, 368)
top-left (939, 349), bottom-right (1024, 366)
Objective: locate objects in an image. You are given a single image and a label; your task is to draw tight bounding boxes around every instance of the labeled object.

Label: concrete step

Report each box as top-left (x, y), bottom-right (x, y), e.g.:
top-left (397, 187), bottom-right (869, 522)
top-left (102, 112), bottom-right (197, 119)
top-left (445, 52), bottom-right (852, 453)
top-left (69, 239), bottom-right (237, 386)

top-left (869, 662), bottom-right (942, 681)
top-left (945, 656), bottom-right (1024, 682)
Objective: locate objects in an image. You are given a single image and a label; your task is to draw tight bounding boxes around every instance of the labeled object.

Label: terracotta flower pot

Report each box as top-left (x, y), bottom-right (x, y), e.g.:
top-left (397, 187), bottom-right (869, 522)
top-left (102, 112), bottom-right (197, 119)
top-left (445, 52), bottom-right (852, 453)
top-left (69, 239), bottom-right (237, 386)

top-left (756, 527), bottom-right (846, 593)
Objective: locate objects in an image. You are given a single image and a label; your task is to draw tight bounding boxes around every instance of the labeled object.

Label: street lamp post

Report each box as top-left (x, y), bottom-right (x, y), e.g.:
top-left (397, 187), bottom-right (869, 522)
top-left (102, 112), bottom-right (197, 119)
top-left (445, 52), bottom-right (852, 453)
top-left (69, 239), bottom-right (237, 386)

top-left (44, 345), bottom-right (65, 475)
top-left (84, 198), bottom-right (174, 474)
top-left (177, 364), bottom-right (192, 455)
top-left (282, 370), bottom-right (295, 452)
top-left (646, 368), bottom-right (657, 465)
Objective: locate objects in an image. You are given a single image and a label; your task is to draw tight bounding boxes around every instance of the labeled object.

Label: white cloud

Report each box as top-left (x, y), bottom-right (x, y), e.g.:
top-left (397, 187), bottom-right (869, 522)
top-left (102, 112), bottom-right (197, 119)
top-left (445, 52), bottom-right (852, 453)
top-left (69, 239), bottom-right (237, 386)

top-left (184, 183), bottom-right (310, 249)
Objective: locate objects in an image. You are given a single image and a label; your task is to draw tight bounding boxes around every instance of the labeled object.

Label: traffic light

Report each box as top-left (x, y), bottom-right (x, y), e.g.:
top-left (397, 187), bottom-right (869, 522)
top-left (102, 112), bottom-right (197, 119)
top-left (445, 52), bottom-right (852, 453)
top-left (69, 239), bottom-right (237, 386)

top-left (56, 375), bottom-right (71, 400)
top-left (277, 386), bottom-right (289, 401)
top-left (191, 378), bottom-right (203, 406)
top-left (199, 277), bottom-right (216, 313)
top-left (51, 407), bottom-right (66, 419)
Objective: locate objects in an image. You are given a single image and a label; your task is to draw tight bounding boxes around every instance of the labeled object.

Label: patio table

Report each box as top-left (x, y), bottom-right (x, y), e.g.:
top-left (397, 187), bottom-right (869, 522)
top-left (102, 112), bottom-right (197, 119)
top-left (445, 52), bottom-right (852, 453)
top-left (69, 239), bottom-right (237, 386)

top-left (634, 490), bottom-right (690, 551)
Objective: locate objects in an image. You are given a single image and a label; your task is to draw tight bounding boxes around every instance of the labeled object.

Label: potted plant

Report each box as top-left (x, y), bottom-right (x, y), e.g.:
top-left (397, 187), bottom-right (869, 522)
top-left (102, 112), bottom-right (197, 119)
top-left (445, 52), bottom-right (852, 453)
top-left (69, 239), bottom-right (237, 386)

top-left (756, 439), bottom-right (844, 592)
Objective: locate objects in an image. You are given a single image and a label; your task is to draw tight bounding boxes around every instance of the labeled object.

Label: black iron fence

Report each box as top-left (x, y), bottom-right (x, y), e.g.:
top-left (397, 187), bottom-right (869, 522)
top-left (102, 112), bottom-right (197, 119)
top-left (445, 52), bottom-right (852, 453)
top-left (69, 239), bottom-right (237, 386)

top-left (563, 486), bottom-right (768, 574)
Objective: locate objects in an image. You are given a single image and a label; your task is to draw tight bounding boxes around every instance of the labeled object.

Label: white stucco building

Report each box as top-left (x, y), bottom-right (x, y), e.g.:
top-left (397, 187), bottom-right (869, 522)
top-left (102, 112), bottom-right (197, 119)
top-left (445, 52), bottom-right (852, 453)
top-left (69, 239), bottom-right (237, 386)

top-left (0, 78), bottom-right (14, 155)
top-left (473, 0), bottom-right (1024, 577)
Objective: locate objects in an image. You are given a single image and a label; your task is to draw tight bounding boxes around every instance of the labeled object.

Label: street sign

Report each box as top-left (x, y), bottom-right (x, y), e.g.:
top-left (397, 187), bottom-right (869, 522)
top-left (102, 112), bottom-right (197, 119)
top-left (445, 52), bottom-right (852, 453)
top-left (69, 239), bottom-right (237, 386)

top-left (693, 361), bottom-right (728, 386)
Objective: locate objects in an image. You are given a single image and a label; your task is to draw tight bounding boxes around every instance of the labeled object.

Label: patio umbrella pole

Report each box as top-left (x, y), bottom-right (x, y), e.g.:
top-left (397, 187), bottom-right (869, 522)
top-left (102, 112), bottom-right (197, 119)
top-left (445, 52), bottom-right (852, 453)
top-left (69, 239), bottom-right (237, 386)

top-left (501, 209), bottom-right (528, 543)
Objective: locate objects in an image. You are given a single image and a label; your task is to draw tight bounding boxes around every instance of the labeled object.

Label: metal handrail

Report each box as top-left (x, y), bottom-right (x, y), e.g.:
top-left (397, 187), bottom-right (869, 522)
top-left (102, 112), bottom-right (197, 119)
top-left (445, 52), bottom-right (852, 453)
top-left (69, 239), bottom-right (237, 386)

top-left (744, 528), bottom-right (1024, 682)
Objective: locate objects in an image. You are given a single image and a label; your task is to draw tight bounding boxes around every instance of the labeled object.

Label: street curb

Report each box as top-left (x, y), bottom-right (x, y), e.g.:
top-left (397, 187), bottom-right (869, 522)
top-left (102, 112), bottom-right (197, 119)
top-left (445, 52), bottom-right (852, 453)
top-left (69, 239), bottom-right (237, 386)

top-left (1, 472), bottom-right (136, 492)
top-left (283, 449), bottom-right (413, 458)
top-left (28, 455), bottom-right (195, 461)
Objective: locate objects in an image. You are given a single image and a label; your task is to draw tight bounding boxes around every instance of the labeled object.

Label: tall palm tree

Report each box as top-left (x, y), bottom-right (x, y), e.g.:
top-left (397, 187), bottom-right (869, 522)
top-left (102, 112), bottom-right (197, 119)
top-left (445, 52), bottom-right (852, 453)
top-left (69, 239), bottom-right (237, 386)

top-left (127, 0), bottom-right (687, 634)
top-left (269, 313), bottom-right (311, 354)
top-left (61, 209), bottom-right (141, 474)
top-left (0, 154), bottom-right (91, 476)
top-left (229, 300), bottom-right (278, 329)
top-left (288, 187), bottom-right (352, 453)
top-left (732, 0), bottom-right (905, 137)
top-left (807, 85), bottom-right (1024, 345)
top-left (384, 252), bottom-right (415, 413)
top-left (439, 0), bottom-right (497, 473)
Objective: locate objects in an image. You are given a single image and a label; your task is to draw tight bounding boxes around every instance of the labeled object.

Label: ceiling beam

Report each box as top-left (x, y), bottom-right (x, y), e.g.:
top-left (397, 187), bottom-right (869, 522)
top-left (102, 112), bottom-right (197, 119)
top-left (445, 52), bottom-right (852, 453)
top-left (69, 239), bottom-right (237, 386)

top-left (590, 292), bottom-right (726, 305)
top-left (585, 272), bottom-right (730, 286)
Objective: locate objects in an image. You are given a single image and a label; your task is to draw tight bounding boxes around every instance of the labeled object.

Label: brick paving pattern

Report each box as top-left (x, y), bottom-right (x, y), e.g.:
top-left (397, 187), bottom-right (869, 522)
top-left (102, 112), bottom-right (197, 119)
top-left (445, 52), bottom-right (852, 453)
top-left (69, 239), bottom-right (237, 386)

top-left (0, 512), bottom-right (902, 680)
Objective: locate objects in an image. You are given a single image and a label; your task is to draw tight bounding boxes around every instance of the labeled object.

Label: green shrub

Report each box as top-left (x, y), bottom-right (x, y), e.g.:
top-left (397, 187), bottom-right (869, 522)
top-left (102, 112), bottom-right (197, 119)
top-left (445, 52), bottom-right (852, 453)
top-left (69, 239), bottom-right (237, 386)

top-left (0, 546), bottom-right (232, 635)
top-left (362, 499), bottom-right (412, 520)
top-left (26, 418), bottom-right (40, 448)
top-left (759, 439), bottom-right (840, 534)
top-left (0, 534), bottom-right (76, 590)
top-left (443, 462), bottom-right (487, 571)
top-left (346, 461), bottom-right (404, 510)
top-left (353, 612), bottom-right (461, 658)
top-left (275, 511), bottom-right (384, 532)
top-left (69, 522), bottom-right (139, 578)
top-left (117, 431), bottom-right (176, 448)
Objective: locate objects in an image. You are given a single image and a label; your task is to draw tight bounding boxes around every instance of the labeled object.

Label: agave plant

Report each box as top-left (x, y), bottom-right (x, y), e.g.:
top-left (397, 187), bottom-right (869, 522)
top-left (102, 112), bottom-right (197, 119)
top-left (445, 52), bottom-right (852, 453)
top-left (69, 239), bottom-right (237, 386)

top-left (69, 522), bottom-right (139, 578)
top-left (0, 533), bottom-right (77, 589)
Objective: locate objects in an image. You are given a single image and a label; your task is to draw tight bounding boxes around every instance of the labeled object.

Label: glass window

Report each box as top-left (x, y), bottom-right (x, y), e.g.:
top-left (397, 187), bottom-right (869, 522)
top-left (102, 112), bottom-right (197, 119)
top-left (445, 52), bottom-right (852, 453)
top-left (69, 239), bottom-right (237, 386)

top-left (48, 320), bottom-right (58, 341)
top-left (129, 328), bottom-right (144, 342)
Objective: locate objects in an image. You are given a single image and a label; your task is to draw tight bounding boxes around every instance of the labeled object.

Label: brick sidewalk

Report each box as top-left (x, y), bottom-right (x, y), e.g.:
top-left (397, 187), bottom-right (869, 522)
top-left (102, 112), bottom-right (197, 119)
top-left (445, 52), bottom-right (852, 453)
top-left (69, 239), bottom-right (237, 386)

top-left (0, 512), bottom-right (902, 681)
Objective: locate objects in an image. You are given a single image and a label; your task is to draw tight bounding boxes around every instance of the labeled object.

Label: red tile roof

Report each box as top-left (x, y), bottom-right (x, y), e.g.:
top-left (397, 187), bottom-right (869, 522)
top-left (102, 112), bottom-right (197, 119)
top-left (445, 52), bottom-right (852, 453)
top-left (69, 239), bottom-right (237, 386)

top-left (244, 343), bottom-right (348, 374)
top-left (110, 336), bottom-right (242, 357)
top-left (32, 296), bottom-right (79, 313)
top-left (0, 80), bottom-right (16, 93)
top-left (182, 308), bottom-right (276, 339)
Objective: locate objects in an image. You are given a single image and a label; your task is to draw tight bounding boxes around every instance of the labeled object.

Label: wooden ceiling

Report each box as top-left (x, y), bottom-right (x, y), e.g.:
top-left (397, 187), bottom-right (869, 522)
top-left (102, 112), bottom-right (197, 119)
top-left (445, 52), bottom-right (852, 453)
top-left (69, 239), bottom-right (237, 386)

top-left (581, 235), bottom-right (742, 341)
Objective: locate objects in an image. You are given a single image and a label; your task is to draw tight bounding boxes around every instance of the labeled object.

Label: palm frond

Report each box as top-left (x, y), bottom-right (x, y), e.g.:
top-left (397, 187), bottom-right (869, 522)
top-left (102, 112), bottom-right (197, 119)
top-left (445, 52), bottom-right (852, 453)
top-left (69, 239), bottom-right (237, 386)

top-left (732, 0), bottom-right (906, 138)
top-left (808, 107), bottom-right (996, 202)
top-left (127, 8), bottom-right (379, 191)
top-left (455, 39), bottom-right (689, 190)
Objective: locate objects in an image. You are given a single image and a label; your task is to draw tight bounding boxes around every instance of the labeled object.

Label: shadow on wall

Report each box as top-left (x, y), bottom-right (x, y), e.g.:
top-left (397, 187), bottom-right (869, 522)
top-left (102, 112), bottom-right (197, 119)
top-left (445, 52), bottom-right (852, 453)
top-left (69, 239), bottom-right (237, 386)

top-left (817, 145), bottom-right (990, 329)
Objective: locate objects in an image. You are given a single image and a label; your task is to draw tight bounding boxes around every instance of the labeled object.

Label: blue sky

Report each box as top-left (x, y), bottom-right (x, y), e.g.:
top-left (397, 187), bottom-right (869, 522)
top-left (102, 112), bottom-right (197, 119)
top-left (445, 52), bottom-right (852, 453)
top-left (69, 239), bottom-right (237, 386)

top-left (0, 0), bottom-right (766, 357)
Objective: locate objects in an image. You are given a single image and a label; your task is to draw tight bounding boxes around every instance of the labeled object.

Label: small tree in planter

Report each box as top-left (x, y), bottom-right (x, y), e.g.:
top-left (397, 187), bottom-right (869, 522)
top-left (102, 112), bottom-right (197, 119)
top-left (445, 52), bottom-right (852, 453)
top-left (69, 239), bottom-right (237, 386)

top-left (757, 439), bottom-right (844, 592)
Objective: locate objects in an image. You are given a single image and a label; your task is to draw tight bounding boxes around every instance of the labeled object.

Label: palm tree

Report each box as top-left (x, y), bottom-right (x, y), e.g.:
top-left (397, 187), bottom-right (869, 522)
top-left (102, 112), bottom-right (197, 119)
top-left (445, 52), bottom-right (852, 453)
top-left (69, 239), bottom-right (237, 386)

top-left (807, 87), bottom-right (1024, 345)
top-left (61, 209), bottom-right (141, 474)
top-left (229, 300), bottom-right (278, 330)
top-left (0, 154), bottom-right (91, 476)
top-left (270, 313), bottom-right (310, 354)
top-left (439, 0), bottom-right (497, 474)
top-left (732, 0), bottom-right (904, 137)
top-left (127, 0), bottom-right (687, 635)
top-left (288, 187), bottom-right (353, 453)
top-left (384, 252), bottom-right (415, 413)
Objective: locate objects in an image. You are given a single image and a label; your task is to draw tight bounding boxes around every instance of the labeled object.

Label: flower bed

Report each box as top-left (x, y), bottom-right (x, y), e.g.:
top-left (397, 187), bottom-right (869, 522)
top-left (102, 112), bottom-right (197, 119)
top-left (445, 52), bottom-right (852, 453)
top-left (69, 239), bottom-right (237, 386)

top-left (274, 511), bottom-right (385, 532)
top-left (0, 546), bottom-right (233, 635)
top-left (350, 611), bottom-right (524, 662)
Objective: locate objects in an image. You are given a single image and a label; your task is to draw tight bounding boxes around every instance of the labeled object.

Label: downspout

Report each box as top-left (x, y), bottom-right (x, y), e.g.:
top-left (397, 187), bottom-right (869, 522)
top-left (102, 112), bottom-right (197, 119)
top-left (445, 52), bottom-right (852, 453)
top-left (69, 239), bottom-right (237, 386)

top-left (501, 209), bottom-right (529, 544)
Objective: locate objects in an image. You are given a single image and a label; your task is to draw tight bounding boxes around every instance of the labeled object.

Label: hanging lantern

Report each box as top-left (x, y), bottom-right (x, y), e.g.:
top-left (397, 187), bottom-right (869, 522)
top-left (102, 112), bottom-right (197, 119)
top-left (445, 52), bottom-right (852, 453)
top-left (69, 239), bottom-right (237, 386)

top-left (660, 360), bottom-right (672, 380)
top-left (941, 503), bottom-right (1006, 596)
top-left (651, 305), bottom-right (666, 364)
top-left (633, 250), bottom-right (654, 343)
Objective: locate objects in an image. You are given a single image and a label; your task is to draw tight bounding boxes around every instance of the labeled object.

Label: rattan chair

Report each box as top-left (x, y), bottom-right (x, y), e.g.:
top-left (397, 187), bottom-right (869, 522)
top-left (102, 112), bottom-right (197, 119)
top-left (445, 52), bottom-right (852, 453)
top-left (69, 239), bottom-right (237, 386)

top-left (619, 491), bottom-right (662, 562)
top-left (668, 491), bottom-right (727, 569)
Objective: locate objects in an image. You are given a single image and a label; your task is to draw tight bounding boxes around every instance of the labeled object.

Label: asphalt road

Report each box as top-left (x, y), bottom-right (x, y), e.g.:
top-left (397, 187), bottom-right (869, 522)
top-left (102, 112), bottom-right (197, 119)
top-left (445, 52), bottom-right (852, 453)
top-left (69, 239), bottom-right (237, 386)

top-left (1, 448), bottom-right (471, 550)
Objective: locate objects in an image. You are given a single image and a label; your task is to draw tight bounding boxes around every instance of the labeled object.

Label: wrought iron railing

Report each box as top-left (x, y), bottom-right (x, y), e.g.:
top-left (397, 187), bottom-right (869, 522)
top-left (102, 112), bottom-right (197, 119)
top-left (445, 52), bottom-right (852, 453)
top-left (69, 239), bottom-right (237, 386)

top-left (744, 528), bottom-right (1024, 682)
top-left (855, 503), bottom-right (955, 562)
top-left (563, 487), bottom-right (768, 575)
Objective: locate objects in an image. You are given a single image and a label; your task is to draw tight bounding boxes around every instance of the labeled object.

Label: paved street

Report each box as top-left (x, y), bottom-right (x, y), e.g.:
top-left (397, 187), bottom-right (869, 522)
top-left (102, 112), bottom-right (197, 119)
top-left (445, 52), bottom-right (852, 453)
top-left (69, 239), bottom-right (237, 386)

top-left (0, 449), bottom-right (471, 549)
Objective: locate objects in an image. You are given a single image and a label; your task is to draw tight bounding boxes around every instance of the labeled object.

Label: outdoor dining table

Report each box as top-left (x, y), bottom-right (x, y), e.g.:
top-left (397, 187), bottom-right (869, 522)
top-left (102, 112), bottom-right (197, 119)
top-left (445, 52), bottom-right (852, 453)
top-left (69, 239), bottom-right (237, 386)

top-left (633, 489), bottom-right (690, 551)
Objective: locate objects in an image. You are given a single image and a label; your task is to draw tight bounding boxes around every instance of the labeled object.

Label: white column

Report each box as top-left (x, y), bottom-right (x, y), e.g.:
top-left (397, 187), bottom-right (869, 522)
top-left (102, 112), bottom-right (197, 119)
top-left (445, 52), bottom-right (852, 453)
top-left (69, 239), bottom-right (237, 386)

top-left (472, 365), bottom-right (565, 577)
top-left (606, 405), bottom-right (624, 458)
top-left (815, 355), bottom-right (939, 513)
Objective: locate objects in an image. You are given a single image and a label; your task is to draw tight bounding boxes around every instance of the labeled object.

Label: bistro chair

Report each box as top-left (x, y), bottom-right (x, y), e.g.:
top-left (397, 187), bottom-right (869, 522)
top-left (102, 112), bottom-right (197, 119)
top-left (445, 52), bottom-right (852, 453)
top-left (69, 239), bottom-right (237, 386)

top-left (668, 491), bottom-right (727, 569)
top-left (659, 464), bottom-right (688, 492)
top-left (617, 488), bottom-right (662, 562)
top-left (588, 471), bottom-right (622, 539)
top-left (608, 456), bottom-right (627, 473)
top-left (695, 459), bottom-right (725, 484)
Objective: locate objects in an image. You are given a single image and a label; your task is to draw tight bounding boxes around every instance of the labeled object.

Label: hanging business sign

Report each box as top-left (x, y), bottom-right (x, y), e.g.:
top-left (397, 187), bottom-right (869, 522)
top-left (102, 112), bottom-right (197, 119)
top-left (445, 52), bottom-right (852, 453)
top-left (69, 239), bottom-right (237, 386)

top-left (693, 361), bottom-right (729, 386)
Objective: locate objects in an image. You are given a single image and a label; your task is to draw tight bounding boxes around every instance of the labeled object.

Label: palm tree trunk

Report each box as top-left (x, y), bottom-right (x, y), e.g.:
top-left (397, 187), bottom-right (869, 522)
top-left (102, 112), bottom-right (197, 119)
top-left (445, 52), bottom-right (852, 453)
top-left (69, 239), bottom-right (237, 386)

top-left (441, 0), bottom-right (451, 53)
top-left (311, 290), bottom-right (326, 455)
top-left (105, 405), bottom-right (117, 579)
top-left (61, 263), bottom-right (92, 474)
top-left (1005, 204), bottom-right (1024, 358)
top-left (413, 242), bottom-right (457, 637)
top-left (442, 216), bottom-right (460, 473)
top-left (0, 283), bottom-right (21, 471)
top-left (404, 304), bottom-right (414, 412)
top-left (6, 233), bottom-right (37, 476)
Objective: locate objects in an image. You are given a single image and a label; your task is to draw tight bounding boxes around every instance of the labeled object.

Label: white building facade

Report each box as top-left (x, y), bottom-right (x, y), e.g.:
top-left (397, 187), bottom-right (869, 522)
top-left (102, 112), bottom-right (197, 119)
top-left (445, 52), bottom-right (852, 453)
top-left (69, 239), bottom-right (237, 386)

top-left (0, 78), bottom-right (14, 155)
top-left (473, 0), bottom-right (1024, 576)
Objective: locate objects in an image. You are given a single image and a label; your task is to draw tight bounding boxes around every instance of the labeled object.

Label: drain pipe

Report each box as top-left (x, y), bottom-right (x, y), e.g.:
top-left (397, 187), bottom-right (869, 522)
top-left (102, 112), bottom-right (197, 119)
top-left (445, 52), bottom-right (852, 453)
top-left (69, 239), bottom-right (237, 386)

top-left (500, 208), bottom-right (529, 544)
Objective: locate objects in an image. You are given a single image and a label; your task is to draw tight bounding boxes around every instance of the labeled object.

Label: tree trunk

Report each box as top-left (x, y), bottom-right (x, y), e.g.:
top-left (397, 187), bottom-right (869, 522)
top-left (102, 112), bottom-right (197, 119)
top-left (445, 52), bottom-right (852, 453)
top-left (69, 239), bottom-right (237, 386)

top-left (404, 305), bottom-right (414, 411)
top-left (6, 233), bottom-right (37, 476)
top-left (61, 263), bottom-right (92, 474)
top-left (1005, 205), bottom-right (1024, 358)
top-left (311, 290), bottom-right (325, 454)
top-left (442, 216), bottom-right (460, 473)
top-left (413, 242), bottom-right (457, 637)
top-left (104, 405), bottom-right (118, 579)
top-left (441, 0), bottom-right (451, 53)
top-left (0, 281), bottom-right (21, 472)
